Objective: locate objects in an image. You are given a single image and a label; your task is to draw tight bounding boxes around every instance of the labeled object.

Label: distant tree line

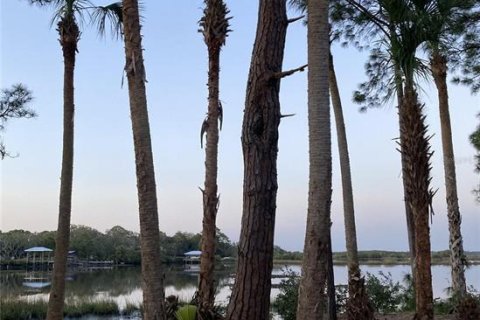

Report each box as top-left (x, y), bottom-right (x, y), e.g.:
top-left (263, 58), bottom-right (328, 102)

top-left (0, 225), bottom-right (236, 265)
top-left (3, 226), bottom-right (478, 267)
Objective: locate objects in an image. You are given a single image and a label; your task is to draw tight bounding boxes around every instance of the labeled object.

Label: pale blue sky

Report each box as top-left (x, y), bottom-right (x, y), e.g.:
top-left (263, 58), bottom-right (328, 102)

top-left (1, 1), bottom-right (479, 252)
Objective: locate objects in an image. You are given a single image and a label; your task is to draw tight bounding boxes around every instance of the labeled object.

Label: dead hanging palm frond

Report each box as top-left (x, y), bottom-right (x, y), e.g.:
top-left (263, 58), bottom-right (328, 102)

top-left (200, 116), bottom-right (209, 149)
top-left (91, 2), bottom-right (123, 39)
top-left (218, 101), bottom-right (223, 130)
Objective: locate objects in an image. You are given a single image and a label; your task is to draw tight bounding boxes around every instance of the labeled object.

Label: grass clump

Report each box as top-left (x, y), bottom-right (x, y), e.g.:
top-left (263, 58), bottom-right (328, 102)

top-left (0, 298), bottom-right (47, 320)
top-left (64, 297), bottom-right (119, 317)
top-left (0, 297), bottom-right (123, 319)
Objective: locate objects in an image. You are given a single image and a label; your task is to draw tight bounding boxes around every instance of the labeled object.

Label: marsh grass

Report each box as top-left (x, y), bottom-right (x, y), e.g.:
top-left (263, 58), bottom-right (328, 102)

top-left (0, 297), bottom-right (129, 320)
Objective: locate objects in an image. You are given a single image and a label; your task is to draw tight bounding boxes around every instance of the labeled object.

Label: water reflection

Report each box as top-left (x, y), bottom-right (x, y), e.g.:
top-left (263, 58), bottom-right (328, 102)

top-left (1, 264), bottom-right (479, 308)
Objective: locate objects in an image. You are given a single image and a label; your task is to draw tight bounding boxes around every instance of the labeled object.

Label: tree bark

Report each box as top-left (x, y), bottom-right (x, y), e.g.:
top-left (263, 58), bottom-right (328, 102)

top-left (296, 0), bottom-right (331, 318)
top-left (225, 1), bottom-right (287, 319)
top-left (329, 53), bottom-right (374, 320)
top-left (394, 63), bottom-right (417, 281)
top-left (399, 84), bottom-right (434, 320)
top-left (430, 52), bottom-right (467, 299)
top-left (198, 9), bottom-right (221, 311)
top-left (46, 15), bottom-right (79, 320)
top-left (122, 0), bottom-right (166, 319)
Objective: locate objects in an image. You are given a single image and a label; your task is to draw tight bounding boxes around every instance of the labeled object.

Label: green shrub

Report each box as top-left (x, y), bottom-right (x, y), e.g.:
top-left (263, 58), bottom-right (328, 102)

top-left (271, 268), bottom-right (300, 320)
top-left (175, 304), bottom-right (197, 320)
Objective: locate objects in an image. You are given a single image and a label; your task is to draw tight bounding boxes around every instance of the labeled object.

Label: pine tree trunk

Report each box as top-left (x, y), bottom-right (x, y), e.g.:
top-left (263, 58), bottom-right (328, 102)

top-left (430, 52), bottom-right (467, 299)
top-left (198, 41), bottom-right (221, 311)
top-left (329, 53), bottom-right (374, 320)
top-left (225, 1), bottom-right (287, 318)
top-left (46, 16), bottom-right (79, 320)
top-left (122, 1), bottom-right (165, 319)
top-left (399, 85), bottom-right (434, 320)
top-left (296, 0), bottom-right (331, 318)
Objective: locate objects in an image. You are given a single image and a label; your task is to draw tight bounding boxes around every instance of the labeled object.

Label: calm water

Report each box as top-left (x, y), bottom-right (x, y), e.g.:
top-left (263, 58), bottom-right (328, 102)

top-left (1, 264), bottom-right (479, 310)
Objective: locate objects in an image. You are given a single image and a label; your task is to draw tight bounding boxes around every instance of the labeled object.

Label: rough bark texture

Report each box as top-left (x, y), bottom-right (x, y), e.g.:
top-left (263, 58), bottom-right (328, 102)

top-left (399, 85), bottom-right (434, 320)
top-left (122, 0), bottom-right (166, 319)
top-left (225, 1), bottom-right (287, 319)
top-left (430, 52), bottom-right (467, 299)
top-left (394, 64), bottom-right (417, 281)
top-left (46, 15), bottom-right (79, 320)
top-left (296, 0), bottom-right (331, 318)
top-left (198, 0), bottom-right (229, 311)
top-left (329, 53), bottom-right (374, 320)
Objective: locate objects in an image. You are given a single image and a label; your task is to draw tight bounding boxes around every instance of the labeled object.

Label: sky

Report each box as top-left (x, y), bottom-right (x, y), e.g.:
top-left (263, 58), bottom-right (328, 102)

top-left (1, 1), bottom-right (479, 253)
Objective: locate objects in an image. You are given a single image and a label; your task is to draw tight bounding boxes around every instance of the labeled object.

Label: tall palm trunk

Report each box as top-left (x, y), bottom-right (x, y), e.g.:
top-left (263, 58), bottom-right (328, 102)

top-left (329, 53), bottom-right (374, 320)
top-left (198, 40), bottom-right (220, 314)
top-left (225, 0), bottom-right (287, 318)
top-left (46, 15), bottom-right (79, 320)
top-left (394, 63), bottom-right (417, 281)
top-left (122, 0), bottom-right (165, 319)
top-left (198, 0), bottom-right (229, 310)
top-left (296, 0), bottom-right (331, 318)
top-left (399, 83), bottom-right (434, 320)
top-left (430, 51), bottom-right (467, 298)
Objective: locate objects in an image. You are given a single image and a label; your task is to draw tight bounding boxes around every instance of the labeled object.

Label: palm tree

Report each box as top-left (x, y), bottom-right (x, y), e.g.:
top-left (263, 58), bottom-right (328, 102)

top-left (26, 1), bottom-right (83, 318)
top-left (0, 84), bottom-right (36, 159)
top-left (225, 0), bottom-right (306, 318)
top-left (121, 0), bottom-right (166, 318)
top-left (424, 0), bottom-right (479, 299)
top-left (288, 1), bottom-right (373, 318)
top-left (337, 1), bottom-right (436, 318)
top-left (329, 51), bottom-right (374, 320)
top-left (197, 0), bottom-right (230, 312)
top-left (296, 0), bottom-right (331, 318)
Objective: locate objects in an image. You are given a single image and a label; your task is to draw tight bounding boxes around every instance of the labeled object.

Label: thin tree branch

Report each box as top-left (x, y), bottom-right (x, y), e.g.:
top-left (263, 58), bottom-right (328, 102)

top-left (287, 15), bottom-right (305, 24)
top-left (274, 64), bottom-right (308, 79)
top-left (345, 0), bottom-right (391, 38)
top-left (280, 113), bottom-right (296, 118)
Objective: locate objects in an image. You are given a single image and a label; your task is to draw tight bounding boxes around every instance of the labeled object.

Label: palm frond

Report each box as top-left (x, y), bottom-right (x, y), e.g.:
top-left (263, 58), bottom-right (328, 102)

top-left (91, 2), bottom-right (123, 39)
top-left (288, 0), bottom-right (307, 13)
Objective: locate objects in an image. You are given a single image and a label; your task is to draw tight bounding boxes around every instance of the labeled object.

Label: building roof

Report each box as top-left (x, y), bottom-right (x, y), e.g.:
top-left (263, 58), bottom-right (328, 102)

top-left (24, 246), bottom-right (53, 252)
top-left (184, 250), bottom-right (202, 256)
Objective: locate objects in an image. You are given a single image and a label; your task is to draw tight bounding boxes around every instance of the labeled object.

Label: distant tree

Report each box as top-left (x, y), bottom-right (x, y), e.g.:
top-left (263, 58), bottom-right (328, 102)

top-left (0, 230), bottom-right (34, 260)
top-left (197, 0), bottom-right (230, 311)
top-left (215, 228), bottom-right (235, 257)
top-left (36, 231), bottom-right (56, 250)
top-left (70, 225), bottom-right (109, 260)
top-left (105, 226), bottom-right (140, 264)
top-left (0, 84), bottom-right (36, 159)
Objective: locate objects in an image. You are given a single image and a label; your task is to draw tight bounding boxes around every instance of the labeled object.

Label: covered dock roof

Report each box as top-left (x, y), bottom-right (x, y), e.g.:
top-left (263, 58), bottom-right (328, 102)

top-left (184, 250), bottom-right (201, 256)
top-left (24, 247), bottom-right (53, 252)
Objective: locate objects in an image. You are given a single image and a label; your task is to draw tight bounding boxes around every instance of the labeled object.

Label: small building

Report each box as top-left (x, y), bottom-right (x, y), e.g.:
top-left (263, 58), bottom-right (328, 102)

top-left (24, 246), bottom-right (53, 266)
top-left (23, 247), bottom-right (53, 289)
top-left (183, 250), bottom-right (201, 271)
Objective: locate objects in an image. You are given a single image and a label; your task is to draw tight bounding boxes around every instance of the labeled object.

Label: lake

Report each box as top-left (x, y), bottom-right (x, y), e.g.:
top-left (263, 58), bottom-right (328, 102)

top-left (1, 264), bottom-right (479, 311)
